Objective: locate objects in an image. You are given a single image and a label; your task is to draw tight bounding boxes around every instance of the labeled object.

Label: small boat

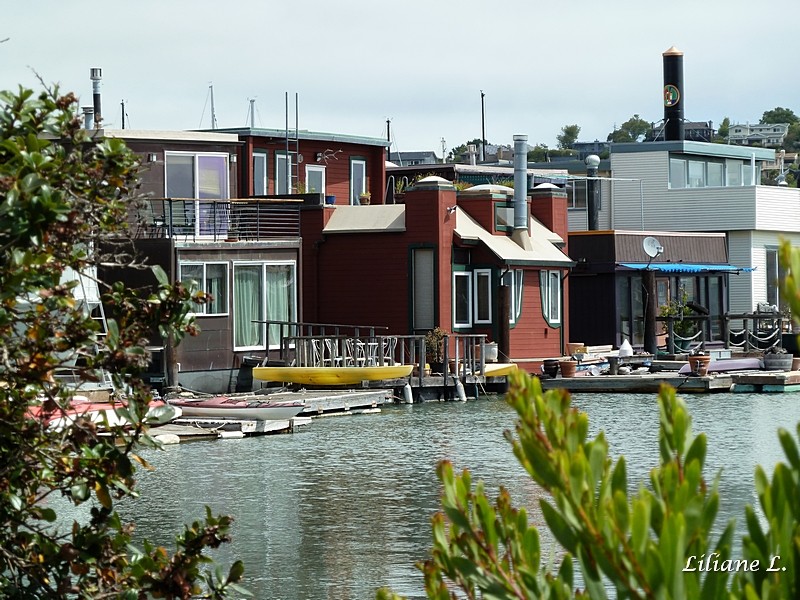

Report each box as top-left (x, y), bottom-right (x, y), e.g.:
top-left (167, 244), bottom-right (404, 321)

top-left (167, 396), bottom-right (306, 421)
top-left (481, 363), bottom-right (518, 377)
top-left (253, 364), bottom-right (414, 386)
top-left (677, 357), bottom-right (763, 375)
top-left (28, 396), bottom-right (180, 431)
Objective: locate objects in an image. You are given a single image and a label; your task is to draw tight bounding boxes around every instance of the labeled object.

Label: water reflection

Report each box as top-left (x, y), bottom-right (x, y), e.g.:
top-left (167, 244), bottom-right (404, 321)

top-left (117, 391), bottom-right (800, 599)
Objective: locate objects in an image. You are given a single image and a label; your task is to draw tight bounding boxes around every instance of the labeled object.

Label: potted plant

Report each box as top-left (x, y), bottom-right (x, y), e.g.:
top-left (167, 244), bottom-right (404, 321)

top-left (659, 294), bottom-right (696, 352)
top-left (763, 344), bottom-right (793, 371)
top-left (424, 327), bottom-right (447, 373)
top-left (687, 347), bottom-right (711, 376)
top-left (359, 191), bottom-right (371, 205)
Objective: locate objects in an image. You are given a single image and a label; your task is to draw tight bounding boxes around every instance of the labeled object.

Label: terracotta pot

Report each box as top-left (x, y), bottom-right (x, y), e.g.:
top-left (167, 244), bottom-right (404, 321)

top-left (793, 357), bottom-right (800, 371)
top-left (688, 355), bottom-right (711, 376)
top-left (559, 360), bottom-right (578, 378)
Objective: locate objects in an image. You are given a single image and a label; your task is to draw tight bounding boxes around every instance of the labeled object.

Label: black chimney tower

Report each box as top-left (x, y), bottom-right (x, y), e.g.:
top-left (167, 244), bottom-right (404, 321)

top-left (662, 47), bottom-right (684, 141)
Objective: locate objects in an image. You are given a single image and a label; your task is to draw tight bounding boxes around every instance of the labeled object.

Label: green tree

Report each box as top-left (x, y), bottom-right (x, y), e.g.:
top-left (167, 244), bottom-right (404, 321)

top-left (380, 238), bottom-right (800, 599)
top-left (0, 87), bottom-right (245, 598)
top-left (760, 107), bottom-right (799, 125)
top-left (447, 138), bottom-right (485, 163)
top-left (717, 116), bottom-right (730, 141)
top-left (607, 114), bottom-right (651, 143)
top-left (527, 144), bottom-right (549, 162)
top-left (556, 124), bottom-right (581, 150)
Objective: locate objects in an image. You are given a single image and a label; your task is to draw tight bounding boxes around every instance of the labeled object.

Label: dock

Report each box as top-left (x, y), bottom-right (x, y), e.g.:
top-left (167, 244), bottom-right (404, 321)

top-left (150, 388), bottom-right (390, 442)
top-left (731, 371), bottom-right (800, 393)
top-left (540, 372), bottom-right (734, 394)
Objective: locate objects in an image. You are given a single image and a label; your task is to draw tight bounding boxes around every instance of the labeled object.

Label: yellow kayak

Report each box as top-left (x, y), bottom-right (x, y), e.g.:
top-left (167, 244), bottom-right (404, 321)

top-left (482, 363), bottom-right (518, 377)
top-left (253, 365), bottom-right (414, 385)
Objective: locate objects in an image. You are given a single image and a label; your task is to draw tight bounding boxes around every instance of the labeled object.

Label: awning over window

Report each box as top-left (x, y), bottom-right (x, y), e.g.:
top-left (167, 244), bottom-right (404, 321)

top-left (455, 208), bottom-right (574, 267)
top-left (618, 262), bottom-right (753, 273)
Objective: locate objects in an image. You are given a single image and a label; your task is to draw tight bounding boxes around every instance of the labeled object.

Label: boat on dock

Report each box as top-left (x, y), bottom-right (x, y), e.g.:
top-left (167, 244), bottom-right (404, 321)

top-left (253, 364), bottom-right (414, 386)
top-left (167, 396), bottom-right (306, 420)
top-left (481, 363), bottom-right (518, 377)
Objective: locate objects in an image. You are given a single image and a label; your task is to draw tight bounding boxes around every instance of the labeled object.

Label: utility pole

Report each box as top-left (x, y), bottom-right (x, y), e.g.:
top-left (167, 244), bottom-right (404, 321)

top-left (480, 90), bottom-right (486, 162)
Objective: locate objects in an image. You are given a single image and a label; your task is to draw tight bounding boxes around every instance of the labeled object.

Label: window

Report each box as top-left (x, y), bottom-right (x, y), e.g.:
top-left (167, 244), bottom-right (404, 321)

top-left (766, 247), bottom-right (786, 309)
top-left (502, 270), bottom-right (524, 324)
top-left (568, 179), bottom-right (587, 208)
top-left (539, 270), bottom-right (561, 326)
top-left (669, 158), bottom-right (686, 188)
top-left (276, 153), bottom-right (293, 194)
top-left (707, 161), bottom-right (724, 187)
top-left (305, 164), bottom-right (326, 194)
top-left (726, 159), bottom-right (742, 186)
top-left (453, 271), bottom-right (472, 328)
top-left (233, 262), bottom-right (297, 350)
top-left (474, 269), bottom-right (492, 324)
top-left (351, 159), bottom-right (366, 204)
top-left (494, 204), bottom-right (514, 231)
top-left (253, 152), bottom-right (267, 195)
top-left (180, 263), bottom-right (228, 315)
top-left (165, 152), bottom-right (229, 237)
top-left (412, 248), bottom-right (435, 330)
top-left (687, 160), bottom-right (705, 188)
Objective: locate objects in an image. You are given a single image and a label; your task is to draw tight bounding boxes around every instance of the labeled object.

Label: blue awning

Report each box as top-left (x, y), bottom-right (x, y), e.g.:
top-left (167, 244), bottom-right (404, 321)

top-left (618, 262), bottom-right (753, 273)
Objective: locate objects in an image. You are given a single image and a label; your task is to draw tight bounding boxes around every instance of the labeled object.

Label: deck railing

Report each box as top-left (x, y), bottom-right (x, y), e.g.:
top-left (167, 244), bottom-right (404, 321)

top-left (130, 198), bottom-right (302, 241)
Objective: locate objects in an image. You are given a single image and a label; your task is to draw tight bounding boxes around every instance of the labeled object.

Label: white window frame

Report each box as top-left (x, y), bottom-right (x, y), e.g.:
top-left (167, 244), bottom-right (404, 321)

top-left (253, 152), bottom-right (268, 195)
top-left (350, 159), bottom-right (367, 204)
top-left (503, 270), bottom-right (525, 324)
top-left (473, 269), bottom-right (492, 324)
top-left (453, 271), bottom-right (472, 328)
top-left (540, 270), bottom-right (561, 326)
top-left (305, 164), bottom-right (326, 195)
top-left (232, 261), bottom-right (298, 351)
top-left (179, 262), bottom-right (229, 316)
top-left (276, 153), bottom-right (293, 194)
top-left (165, 151), bottom-right (230, 238)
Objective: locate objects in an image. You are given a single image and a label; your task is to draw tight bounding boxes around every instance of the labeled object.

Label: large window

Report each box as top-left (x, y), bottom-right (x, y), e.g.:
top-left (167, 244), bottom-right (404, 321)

top-left (233, 262), bottom-right (297, 350)
top-left (180, 262), bottom-right (228, 315)
top-left (253, 152), bottom-right (267, 195)
top-left (350, 159), bottom-right (366, 204)
top-left (539, 270), bottom-right (561, 326)
top-left (766, 247), bottom-right (787, 310)
top-left (165, 152), bottom-right (229, 237)
top-left (305, 164), bottom-right (326, 194)
top-left (668, 154), bottom-right (762, 189)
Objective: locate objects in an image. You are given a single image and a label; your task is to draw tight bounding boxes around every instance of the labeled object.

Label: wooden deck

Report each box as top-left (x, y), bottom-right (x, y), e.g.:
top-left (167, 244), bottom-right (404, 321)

top-left (731, 371), bottom-right (800, 393)
top-left (540, 372), bottom-right (734, 394)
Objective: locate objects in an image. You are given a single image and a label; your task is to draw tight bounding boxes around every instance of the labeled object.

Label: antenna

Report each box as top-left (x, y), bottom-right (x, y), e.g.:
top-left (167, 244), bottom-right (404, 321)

top-left (643, 236), bottom-right (663, 259)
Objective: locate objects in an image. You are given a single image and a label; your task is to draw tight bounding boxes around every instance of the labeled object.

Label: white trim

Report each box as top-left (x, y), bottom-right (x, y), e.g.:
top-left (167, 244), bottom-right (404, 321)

top-left (305, 164), bottom-right (326, 195)
top-left (473, 269), bottom-right (492, 324)
top-left (179, 261), bottom-right (229, 317)
top-left (453, 271), bottom-right (472, 328)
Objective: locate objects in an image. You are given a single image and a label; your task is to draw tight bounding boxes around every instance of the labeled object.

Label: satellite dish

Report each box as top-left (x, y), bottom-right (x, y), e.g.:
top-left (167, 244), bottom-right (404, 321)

top-left (643, 236), bottom-right (664, 258)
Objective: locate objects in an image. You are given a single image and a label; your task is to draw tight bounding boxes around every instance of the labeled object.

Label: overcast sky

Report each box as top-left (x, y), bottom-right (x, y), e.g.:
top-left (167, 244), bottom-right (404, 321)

top-left (3, 1), bottom-right (796, 157)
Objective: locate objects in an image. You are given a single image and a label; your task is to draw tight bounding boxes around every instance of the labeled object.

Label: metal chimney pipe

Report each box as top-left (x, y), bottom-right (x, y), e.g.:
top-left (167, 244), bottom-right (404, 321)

top-left (662, 47), bottom-right (684, 141)
top-left (82, 106), bottom-right (94, 130)
top-left (513, 134), bottom-right (528, 231)
top-left (467, 144), bottom-right (477, 166)
top-left (90, 68), bottom-right (102, 129)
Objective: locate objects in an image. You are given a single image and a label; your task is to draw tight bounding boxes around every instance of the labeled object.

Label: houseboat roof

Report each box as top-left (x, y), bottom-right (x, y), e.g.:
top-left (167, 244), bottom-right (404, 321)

top-left (98, 129), bottom-right (240, 143)
top-left (213, 127), bottom-right (390, 147)
top-left (610, 140), bottom-right (775, 161)
top-left (454, 208), bottom-right (574, 267)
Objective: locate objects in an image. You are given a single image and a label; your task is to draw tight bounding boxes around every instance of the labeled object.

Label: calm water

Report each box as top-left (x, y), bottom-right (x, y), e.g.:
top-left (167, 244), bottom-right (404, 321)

top-left (116, 391), bottom-right (800, 599)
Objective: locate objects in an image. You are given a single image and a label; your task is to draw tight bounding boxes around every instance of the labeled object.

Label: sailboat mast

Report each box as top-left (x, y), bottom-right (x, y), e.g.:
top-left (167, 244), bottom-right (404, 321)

top-left (209, 84), bottom-right (218, 129)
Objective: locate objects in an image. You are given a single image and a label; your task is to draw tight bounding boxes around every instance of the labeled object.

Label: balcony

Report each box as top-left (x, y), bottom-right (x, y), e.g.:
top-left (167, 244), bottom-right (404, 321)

top-left (131, 197), bottom-right (303, 241)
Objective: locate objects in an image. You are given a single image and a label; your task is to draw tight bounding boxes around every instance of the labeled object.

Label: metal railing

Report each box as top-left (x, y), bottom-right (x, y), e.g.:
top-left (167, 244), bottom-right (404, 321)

top-left (131, 198), bottom-right (302, 241)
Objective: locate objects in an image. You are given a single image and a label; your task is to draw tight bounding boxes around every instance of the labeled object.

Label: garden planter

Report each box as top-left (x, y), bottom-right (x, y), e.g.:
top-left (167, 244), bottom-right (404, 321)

top-left (688, 355), bottom-right (711, 376)
top-left (541, 359), bottom-right (560, 378)
top-left (559, 359), bottom-right (578, 378)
